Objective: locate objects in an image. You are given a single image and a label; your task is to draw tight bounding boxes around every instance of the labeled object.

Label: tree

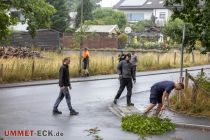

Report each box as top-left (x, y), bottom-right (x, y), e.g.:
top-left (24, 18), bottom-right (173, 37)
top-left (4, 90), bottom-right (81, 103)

top-left (0, 0), bottom-right (56, 41)
top-left (75, 0), bottom-right (94, 28)
top-left (67, 0), bottom-right (101, 12)
top-left (163, 18), bottom-right (184, 43)
top-left (46, 0), bottom-right (70, 32)
top-left (165, 0), bottom-right (210, 53)
top-left (132, 20), bottom-right (154, 33)
top-left (85, 8), bottom-right (127, 29)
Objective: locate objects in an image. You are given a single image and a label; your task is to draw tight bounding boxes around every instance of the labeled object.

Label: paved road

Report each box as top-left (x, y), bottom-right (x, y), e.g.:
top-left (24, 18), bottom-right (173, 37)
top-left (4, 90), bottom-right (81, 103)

top-left (0, 68), bottom-right (210, 140)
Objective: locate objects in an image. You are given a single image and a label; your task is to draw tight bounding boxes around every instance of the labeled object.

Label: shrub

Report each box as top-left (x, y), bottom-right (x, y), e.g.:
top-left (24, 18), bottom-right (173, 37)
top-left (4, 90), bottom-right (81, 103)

top-left (121, 114), bottom-right (176, 139)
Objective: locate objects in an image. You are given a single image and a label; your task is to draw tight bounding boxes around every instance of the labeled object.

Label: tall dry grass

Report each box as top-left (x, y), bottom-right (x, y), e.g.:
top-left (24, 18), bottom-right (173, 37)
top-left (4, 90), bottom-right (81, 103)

top-left (0, 51), bottom-right (209, 83)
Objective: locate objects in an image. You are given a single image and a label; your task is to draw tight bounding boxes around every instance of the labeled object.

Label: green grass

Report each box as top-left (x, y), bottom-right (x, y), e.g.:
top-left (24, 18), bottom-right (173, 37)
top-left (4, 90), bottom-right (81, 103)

top-left (0, 51), bottom-right (209, 83)
top-left (170, 76), bottom-right (210, 117)
top-left (121, 114), bottom-right (176, 139)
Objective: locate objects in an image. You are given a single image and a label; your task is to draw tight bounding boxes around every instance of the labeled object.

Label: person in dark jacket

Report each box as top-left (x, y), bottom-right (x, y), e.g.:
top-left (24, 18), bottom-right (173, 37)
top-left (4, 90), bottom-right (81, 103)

top-left (144, 81), bottom-right (184, 116)
top-left (113, 53), bottom-right (136, 106)
top-left (53, 57), bottom-right (79, 116)
top-left (118, 51), bottom-right (126, 62)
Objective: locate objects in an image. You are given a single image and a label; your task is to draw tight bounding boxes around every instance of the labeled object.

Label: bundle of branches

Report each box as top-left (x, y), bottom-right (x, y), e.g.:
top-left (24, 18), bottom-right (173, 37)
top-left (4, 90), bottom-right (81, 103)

top-left (0, 47), bottom-right (42, 59)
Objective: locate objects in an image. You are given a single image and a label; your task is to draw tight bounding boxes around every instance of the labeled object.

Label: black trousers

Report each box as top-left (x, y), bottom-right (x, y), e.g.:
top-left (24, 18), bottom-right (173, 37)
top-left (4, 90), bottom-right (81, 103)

top-left (115, 78), bottom-right (133, 104)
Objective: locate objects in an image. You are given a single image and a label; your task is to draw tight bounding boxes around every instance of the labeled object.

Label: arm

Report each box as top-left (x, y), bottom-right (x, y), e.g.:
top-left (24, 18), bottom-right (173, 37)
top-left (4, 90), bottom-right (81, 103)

top-left (117, 61), bottom-right (123, 75)
top-left (162, 91), bottom-right (169, 107)
top-left (131, 66), bottom-right (136, 81)
top-left (59, 67), bottom-right (64, 87)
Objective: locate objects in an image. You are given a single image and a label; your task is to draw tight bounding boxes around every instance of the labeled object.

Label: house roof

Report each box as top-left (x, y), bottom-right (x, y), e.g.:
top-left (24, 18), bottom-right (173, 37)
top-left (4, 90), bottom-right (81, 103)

top-left (113, 0), bottom-right (166, 10)
top-left (76, 25), bottom-right (119, 34)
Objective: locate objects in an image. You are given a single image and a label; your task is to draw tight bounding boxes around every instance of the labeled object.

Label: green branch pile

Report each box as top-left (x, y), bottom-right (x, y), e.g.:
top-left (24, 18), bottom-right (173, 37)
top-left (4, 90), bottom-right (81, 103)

top-left (121, 114), bottom-right (176, 139)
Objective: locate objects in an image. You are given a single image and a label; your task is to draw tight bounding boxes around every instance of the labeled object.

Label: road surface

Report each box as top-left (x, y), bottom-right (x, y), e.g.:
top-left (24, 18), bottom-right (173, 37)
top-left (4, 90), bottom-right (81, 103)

top-left (0, 68), bottom-right (210, 140)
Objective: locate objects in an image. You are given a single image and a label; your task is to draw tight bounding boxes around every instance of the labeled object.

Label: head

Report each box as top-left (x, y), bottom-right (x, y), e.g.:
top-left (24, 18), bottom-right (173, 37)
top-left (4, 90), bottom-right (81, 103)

top-left (174, 82), bottom-right (184, 90)
top-left (131, 51), bottom-right (135, 55)
top-left (121, 51), bottom-right (124, 55)
top-left (125, 53), bottom-right (131, 61)
top-left (63, 57), bottom-right (71, 65)
top-left (84, 47), bottom-right (88, 51)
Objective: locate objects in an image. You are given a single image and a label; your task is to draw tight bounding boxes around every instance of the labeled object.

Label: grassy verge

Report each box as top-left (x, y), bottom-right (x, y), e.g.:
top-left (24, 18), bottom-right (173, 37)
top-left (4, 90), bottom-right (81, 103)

top-left (121, 114), bottom-right (176, 139)
top-left (0, 51), bottom-right (209, 83)
top-left (170, 76), bottom-right (210, 117)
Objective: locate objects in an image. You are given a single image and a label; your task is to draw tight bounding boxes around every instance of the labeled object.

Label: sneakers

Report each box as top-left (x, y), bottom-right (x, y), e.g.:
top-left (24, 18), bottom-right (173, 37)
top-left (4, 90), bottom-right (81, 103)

top-left (113, 99), bottom-right (117, 105)
top-left (70, 109), bottom-right (79, 116)
top-left (53, 110), bottom-right (62, 115)
top-left (127, 103), bottom-right (134, 106)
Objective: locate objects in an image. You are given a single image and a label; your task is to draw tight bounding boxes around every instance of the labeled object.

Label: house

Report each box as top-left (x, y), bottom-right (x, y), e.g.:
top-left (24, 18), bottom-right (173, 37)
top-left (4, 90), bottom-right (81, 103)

top-left (76, 25), bottom-right (119, 35)
top-left (63, 25), bottom-right (120, 49)
top-left (9, 8), bottom-right (28, 31)
top-left (113, 0), bottom-right (172, 26)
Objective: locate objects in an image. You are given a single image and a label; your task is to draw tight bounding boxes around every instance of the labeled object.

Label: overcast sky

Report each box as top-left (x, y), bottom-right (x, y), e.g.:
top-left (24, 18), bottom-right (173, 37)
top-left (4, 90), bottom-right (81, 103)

top-left (100, 0), bottom-right (120, 7)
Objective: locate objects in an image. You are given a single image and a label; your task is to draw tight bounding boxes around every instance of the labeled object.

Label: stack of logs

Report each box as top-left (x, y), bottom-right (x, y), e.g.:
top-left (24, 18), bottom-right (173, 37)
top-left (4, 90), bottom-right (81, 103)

top-left (0, 47), bottom-right (42, 59)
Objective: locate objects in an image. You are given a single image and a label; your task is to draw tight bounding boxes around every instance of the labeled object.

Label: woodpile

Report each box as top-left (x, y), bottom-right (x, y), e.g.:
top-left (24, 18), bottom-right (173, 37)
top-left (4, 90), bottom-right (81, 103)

top-left (0, 47), bottom-right (42, 59)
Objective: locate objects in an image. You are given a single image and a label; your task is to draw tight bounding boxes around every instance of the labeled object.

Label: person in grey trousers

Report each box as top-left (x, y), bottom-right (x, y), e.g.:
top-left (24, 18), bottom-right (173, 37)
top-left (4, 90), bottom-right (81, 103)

top-left (113, 53), bottom-right (136, 106)
top-left (131, 51), bottom-right (138, 80)
top-left (53, 57), bottom-right (79, 116)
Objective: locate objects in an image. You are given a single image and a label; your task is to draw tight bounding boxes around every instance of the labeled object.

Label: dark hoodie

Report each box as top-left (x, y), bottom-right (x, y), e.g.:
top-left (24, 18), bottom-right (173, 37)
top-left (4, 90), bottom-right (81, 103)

top-left (59, 64), bottom-right (71, 87)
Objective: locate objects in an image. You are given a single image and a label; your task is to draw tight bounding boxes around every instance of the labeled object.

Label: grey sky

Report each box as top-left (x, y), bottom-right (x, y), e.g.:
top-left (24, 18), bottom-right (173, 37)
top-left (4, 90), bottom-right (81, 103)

top-left (100, 0), bottom-right (120, 7)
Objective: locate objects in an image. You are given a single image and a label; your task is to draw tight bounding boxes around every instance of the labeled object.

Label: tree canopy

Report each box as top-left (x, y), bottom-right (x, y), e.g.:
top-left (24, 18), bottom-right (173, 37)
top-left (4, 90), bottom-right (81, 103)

top-left (75, 0), bottom-right (94, 28)
top-left (46, 0), bottom-right (70, 32)
top-left (68, 0), bottom-right (101, 12)
top-left (132, 20), bottom-right (155, 33)
top-left (0, 0), bottom-right (56, 41)
top-left (165, 0), bottom-right (210, 53)
top-left (85, 8), bottom-right (127, 29)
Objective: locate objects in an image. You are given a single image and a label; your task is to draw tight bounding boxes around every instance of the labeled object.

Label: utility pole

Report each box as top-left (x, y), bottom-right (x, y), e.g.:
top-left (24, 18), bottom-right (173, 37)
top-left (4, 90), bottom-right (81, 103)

top-left (180, 24), bottom-right (186, 81)
top-left (179, 23), bottom-right (186, 102)
top-left (79, 0), bottom-right (84, 76)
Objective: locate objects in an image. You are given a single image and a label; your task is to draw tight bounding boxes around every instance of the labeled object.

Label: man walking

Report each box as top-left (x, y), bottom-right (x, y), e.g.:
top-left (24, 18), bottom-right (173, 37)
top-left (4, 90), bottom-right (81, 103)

top-left (53, 57), bottom-right (79, 116)
top-left (131, 51), bottom-right (138, 80)
top-left (144, 81), bottom-right (184, 116)
top-left (113, 53), bottom-right (136, 106)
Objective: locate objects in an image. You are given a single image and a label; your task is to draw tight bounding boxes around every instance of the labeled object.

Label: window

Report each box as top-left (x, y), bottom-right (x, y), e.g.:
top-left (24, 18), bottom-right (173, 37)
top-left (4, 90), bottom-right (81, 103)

top-left (127, 13), bottom-right (144, 21)
top-left (10, 11), bottom-right (25, 22)
top-left (159, 12), bottom-right (166, 19)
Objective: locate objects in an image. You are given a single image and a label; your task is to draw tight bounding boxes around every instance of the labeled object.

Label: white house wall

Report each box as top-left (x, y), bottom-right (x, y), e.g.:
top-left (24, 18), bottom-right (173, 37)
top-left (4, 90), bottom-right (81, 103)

top-left (122, 9), bottom-right (153, 22)
top-left (153, 9), bottom-right (171, 26)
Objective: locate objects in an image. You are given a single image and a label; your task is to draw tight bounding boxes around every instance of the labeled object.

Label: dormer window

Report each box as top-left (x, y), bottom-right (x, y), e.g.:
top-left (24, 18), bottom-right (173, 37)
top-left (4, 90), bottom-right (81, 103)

top-left (147, 2), bottom-right (152, 4)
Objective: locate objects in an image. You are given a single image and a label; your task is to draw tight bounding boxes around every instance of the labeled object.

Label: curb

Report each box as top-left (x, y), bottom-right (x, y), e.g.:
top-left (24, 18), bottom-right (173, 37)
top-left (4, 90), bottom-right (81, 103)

top-left (1, 66), bottom-right (209, 89)
top-left (0, 76), bottom-right (118, 89)
top-left (109, 91), bottom-right (210, 131)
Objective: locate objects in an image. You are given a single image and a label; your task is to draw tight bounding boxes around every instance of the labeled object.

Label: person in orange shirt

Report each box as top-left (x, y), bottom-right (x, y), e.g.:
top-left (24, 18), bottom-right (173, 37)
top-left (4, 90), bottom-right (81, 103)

top-left (82, 48), bottom-right (90, 77)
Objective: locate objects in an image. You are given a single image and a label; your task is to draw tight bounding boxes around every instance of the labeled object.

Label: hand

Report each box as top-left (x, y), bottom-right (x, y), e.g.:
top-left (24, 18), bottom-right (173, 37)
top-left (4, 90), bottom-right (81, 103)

top-left (69, 86), bottom-right (72, 90)
top-left (119, 75), bottom-right (123, 79)
top-left (133, 79), bottom-right (136, 84)
top-left (161, 104), bottom-right (167, 111)
top-left (60, 86), bottom-right (65, 90)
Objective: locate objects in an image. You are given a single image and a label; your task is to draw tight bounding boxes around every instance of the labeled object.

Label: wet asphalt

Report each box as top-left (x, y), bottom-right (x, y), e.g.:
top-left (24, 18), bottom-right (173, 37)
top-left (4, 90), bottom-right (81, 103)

top-left (0, 68), bottom-right (210, 140)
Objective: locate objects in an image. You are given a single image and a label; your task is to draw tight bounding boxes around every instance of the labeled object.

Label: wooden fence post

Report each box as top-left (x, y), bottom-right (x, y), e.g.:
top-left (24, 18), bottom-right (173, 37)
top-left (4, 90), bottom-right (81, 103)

top-left (0, 64), bottom-right (3, 82)
top-left (192, 84), bottom-right (198, 103)
top-left (201, 68), bottom-right (204, 76)
top-left (191, 51), bottom-right (195, 64)
top-left (208, 53), bottom-right (210, 63)
top-left (31, 59), bottom-right (35, 79)
top-left (112, 56), bottom-right (114, 69)
top-left (184, 69), bottom-right (189, 92)
top-left (157, 53), bottom-right (160, 64)
top-left (174, 52), bottom-right (176, 65)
